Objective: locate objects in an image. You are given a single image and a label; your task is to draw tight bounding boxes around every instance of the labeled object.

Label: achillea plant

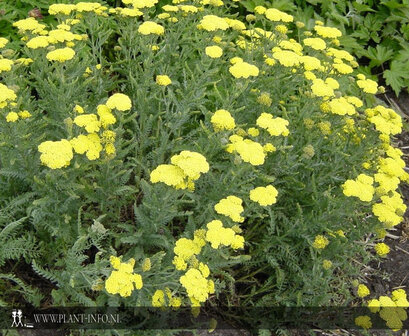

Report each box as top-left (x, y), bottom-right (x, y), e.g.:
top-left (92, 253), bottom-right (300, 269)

top-left (0, 0), bottom-right (407, 329)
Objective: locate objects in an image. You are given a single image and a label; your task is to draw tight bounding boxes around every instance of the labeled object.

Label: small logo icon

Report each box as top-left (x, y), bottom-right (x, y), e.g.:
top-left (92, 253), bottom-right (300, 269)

top-left (11, 309), bottom-right (24, 327)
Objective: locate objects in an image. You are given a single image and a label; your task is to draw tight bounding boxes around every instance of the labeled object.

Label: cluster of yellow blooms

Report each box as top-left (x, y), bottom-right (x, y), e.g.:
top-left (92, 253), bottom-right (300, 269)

top-left (150, 151), bottom-right (209, 190)
top-left (138, 21), bottom-right (165, 35)
top-left (217, 110), bottom-right (288, 165)
top-left (38, 93), bottom-right (130, 168)
top-left (170, 220), bottom-right (244, 309)
top-left (356, 289), bottom-right (409, 330)
top-left (342, 174), bottom-right (374, 202)
top-left (357, 284), bottom-right (370, 298)
top-left (0, 49), bottom-right (33, 121)
top-left (206, 220), bottom-right (244, 249)
top-left (226, 135), bottom-right (266, 165)
top-left (210, 109), bottom-right (236, 131)
top-left (156, 75), bottom-right (172, 86)
top-left (249, 185), bottom-right (279, 206)
top-left (214, 196), bottom-right (245, 222)
top-left (105, 256), bottom-right (143, 298)
top-left (256, 113), bottom-right (290, 136)
top-left (205, 45), bottom-right (223, 58)
top-left (228, 58), bottom-right (259, 79)
top-left (152, 288), bottom-right (182, 308)
top-left (312, 235), bottom-right (329, 249)
top-left (0, 83), bottom-right (17, 109)
top-left (341, 97), bottom-right (407, 254)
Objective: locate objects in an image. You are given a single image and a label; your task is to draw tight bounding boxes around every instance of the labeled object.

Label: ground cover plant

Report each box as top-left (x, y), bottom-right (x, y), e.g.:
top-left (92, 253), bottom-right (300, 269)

top-left (0, 0), bottom-right (408, 334)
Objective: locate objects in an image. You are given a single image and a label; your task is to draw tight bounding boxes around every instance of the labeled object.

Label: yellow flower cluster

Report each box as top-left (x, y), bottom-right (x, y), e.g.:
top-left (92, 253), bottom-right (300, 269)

top-left (206, 220), bottom-right (244, 249)
top-left (371, 144), bottom-right (407, 228)
top-left (48, 4), bottom-right (77, 15)
top-left (13, 17), bottom-right (46, 33)
top-left (173, 235), bottom-right (205, 270)
top-left (256, 113), bottom-right (289, 136)
top-left (38, 93), bottom-right (126, 168)
top-left (225, 18), bottom-right (246, 30)
top-left (249, 185), bottom-right (278, 206)
top-left (48, 29), bottom-right (78, 44)
top-left (303, 37), bottom-right (326, 50)
top-left (105, 256), bottom-right (143, 297)
top-left (26, 36), bottom-right (50, 49)
top-left (198, 15), bottom-right (229, 31)
top-left (180, 268), bottom-right (213, 304)
top-left (150, 151), bottom-right (209, 190)
top-left (357, 284), bottom-right (370, 298)
top-left (327, 47), bottom-right (354, 62)
top-left (0, 83), bottom-right (17, 108)
top-left (46, 47), bottom-right (76, 62)
top-left (138, 21), bottom-right (165, 35)
top-left (229, 60), bottom-right (259, 78)
top-left (366, 289), bottom-right (409, 330)
top-left (76, 2), bottom-right (106, 13)
top-left (152, 288), bottom-right (182, 308)
top-left (141, 258), bottom-right (151, 272)
top-left (264, 8), bottom-right (293, 22)
top-left (322, 259), bottom-right (332, 270)
top-left (70, 134), bottom-right (103, 160)
top-left (257, 93), bottom-right (272, 106)
top-left (355, 315), bottom-right (372, 329)
top-left (314, 25), bottom-right (342, 38)
top-left (312, 235), bottom-right (329, 249)
top-left (106, 93), bottom-right (132, 111)
top-left (300, 56), bottom-right (322, 71)
top-left (156, 75), bottom-right (172, 86)
top-left (170, 227), bottom-right (223, 309)
top-left (0, 59), bottom-right (13, 73)
top-left (226, 135), bottom-right (265, 166)
top-left (74, 114), bottom-right (100, 133)
top-left (327, 97), bottom-right (356, 116)
top-left (205, 45), bottom-right (223, 58)
top-left (124, 0), bottom-right (158, 10)
top-left (271, 49), bottom-right (300, 68)
top-left (373, 192), bottom-right (406, 228)
top-left (38, 140), bottom-right (74, 169)
top-left (357, 74), bottom-right (378, 94)
top-left (0, 37), bottom-right (9, 49)
top-left (116, 7), bottom-right (143, 17)
top-left (342, 174), bottom-right (374, 202)
top-left (374, 242), bottom-right (390, 257)
top-left (171, 220), bottom-right (244, 310)
top-left (366, 105), bottom-right (402, 136)
top-left (210, 109), bottom-right (235, 131)
top-left (5, 112), bottom-right (18, 122)
top-left (311, 79), bottom-right (335, 97)
top-left (214, 195), bottom-right (244, 222)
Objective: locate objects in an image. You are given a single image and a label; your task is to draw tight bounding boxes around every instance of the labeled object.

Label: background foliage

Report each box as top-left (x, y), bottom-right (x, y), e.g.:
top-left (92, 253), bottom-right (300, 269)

top-left (239, 0), bottom-right (409, 95)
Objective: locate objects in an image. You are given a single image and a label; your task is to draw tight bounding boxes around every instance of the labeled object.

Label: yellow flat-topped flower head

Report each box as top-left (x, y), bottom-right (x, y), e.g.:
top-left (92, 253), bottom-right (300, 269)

top-left (106, 93), bottom-right (132, 111)
top-left (138, 21), bottom-right (165, 35)
top-left (156, 75), bottom-right (172, 86)
top-left (46, 47), bottom-right (75, 62)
